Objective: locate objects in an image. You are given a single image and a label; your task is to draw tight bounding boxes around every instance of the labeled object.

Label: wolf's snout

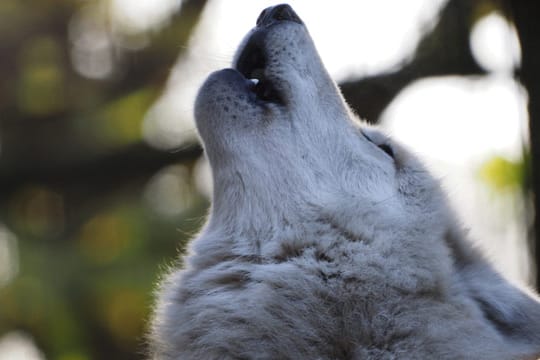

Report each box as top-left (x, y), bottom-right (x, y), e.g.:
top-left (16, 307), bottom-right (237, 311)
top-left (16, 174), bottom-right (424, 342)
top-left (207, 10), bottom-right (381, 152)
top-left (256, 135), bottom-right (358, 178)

top-left (256, 4), bottom-right (302, 27)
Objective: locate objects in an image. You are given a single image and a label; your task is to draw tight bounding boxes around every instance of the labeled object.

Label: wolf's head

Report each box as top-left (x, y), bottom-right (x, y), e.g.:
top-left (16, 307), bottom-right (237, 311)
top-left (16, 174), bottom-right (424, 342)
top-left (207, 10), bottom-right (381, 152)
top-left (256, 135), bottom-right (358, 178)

top-left (194, 4), bottom-right (447, 240)
top-left (151, 6), bottom-right (540, 359)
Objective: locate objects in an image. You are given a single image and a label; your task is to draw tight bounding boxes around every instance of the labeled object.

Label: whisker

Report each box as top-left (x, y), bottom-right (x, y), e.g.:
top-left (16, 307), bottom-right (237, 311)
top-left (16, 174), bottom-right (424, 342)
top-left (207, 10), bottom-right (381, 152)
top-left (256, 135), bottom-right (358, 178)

top-left (177, 45), bottom-right (235, 64)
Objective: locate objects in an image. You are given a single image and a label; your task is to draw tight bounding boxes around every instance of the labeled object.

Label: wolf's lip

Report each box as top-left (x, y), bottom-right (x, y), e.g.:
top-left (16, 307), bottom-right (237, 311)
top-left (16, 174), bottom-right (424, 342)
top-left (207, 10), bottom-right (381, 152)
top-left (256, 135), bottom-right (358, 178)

top-left (234, 5), bottom-right (303, 105)
top-left (234, 30), bottom-right (283, 104)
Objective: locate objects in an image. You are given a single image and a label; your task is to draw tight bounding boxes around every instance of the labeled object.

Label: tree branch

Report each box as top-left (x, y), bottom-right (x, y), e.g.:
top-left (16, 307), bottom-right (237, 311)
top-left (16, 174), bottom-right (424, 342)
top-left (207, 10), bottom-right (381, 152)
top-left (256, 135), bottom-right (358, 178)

top-left (339, 0), bottom-right (485, 123)
top-left (510, 0), bottom-right (540, 290)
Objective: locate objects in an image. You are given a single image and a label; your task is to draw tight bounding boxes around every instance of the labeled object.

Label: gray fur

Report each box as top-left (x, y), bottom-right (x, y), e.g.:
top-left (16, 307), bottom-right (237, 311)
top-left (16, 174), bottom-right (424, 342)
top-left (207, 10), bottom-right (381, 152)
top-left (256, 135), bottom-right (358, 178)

top-left (150, 6), bottom-right (540, 359)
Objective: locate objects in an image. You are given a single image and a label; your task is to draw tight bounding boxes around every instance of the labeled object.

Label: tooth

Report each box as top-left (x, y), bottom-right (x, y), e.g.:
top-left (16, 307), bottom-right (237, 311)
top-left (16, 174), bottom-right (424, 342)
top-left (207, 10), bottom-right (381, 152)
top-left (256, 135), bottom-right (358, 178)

top-left (249, 78), bottom-right (259, 85)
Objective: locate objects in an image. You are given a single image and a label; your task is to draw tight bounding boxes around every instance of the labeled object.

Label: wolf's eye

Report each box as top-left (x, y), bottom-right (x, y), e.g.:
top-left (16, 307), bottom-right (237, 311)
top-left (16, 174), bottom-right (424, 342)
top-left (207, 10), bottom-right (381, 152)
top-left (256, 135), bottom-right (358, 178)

top-left (362, 132), bottom-right (394, 159)
top-left (378, 143), bottom-right (394, 158)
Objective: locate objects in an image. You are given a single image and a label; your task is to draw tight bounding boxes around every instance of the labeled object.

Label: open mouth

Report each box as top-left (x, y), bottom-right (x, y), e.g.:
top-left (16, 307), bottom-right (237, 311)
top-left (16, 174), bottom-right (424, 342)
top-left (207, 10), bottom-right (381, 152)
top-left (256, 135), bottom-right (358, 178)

top-left (234, 32), bottom-right (283, 104)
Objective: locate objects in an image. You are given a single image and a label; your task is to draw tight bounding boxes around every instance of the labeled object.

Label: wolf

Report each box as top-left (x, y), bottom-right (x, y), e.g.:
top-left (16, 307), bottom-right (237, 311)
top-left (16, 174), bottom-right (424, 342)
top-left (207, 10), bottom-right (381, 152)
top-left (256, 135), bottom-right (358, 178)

top-left (150, 4), bottom-right (540, 359)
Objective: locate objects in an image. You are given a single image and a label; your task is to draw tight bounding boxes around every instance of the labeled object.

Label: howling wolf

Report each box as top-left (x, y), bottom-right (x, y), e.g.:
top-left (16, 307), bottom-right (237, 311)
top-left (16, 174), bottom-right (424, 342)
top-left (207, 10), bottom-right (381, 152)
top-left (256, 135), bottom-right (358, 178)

top-left (150, 4), bottom-right (540, 359)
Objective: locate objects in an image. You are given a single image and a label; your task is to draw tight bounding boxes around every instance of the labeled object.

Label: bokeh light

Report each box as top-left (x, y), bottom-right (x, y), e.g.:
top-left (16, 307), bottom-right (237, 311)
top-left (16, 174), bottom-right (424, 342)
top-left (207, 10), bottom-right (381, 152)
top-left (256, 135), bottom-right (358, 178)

top-left (144, 165), bottom-right (197, 217)
top-left (0, 225), bottom-right (19, 288)
top-left (0, 332), bottom-right (45, 360)
top-left (69, 4), bottom-right (115, 79)
top-left (109, 0), bottom-right (182, 35)
top-left (470, 12), bottom-right (521, 74)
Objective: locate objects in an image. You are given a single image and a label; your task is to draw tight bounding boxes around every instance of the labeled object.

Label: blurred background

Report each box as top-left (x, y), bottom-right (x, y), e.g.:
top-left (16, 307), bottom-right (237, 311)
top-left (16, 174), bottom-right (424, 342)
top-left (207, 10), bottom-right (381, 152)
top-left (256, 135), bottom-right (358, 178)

top-left (0, 0), bottom-right (538, 358)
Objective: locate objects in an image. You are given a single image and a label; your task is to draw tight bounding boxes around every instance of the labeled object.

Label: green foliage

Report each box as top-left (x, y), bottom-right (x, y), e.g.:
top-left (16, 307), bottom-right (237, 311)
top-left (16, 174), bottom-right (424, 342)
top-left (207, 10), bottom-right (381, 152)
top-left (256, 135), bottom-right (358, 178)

top-left (0, 0), bottom-right (208, 359)
top-left (1, 192), bottom-right (208, 359)
top-left (16, 36), bottom-right (66, 116)
top-left (479, 153), bottom-right (528, 191)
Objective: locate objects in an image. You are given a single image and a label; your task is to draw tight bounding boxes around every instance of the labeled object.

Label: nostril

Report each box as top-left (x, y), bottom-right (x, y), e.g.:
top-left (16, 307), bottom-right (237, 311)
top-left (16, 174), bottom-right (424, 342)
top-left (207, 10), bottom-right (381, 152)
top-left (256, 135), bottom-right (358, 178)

top-left (256, 4), bottom-right (302, 26)
top-left (272, 4), bottom-right (300, 22)
top-left (272, 5), bottom-right (290, 21)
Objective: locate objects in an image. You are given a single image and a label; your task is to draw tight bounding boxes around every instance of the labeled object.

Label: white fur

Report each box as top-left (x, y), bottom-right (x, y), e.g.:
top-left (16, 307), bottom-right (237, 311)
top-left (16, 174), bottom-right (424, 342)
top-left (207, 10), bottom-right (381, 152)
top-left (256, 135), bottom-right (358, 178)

top-left (150, 6), bottom-right (540, 359)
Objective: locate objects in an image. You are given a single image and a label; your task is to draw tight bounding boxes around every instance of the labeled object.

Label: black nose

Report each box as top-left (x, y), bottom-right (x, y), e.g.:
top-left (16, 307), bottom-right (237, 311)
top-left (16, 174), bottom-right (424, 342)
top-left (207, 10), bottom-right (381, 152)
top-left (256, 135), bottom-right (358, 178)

top-left (256, 4), bottom-right (302, 27)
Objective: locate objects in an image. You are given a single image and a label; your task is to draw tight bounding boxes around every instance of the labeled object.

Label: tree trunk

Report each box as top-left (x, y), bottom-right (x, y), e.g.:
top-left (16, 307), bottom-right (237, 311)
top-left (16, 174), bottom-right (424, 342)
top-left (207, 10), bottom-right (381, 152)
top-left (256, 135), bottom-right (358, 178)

top-left (509, 0), bottom-right (540, 290)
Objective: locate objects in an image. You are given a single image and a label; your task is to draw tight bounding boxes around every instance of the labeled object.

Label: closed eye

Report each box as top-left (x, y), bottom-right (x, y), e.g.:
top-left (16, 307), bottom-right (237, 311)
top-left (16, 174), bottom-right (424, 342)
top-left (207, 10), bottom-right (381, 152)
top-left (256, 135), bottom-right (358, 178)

top-left (362, 132), bottom-right (394, 159)
top-left (377, 143), bottom-right (394, 158)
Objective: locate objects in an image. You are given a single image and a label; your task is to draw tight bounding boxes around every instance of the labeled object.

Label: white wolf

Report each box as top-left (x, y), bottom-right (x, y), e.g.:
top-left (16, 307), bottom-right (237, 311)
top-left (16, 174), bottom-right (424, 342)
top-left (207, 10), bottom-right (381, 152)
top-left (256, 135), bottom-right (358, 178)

top-left (150, 4), bottom-right (540, 359)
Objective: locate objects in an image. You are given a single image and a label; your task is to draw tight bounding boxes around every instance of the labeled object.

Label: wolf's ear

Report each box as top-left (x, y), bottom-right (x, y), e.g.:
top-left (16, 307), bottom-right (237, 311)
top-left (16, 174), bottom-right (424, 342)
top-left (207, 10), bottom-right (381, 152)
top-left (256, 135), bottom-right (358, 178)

top-left (446, 228), bottom-right (540, 358)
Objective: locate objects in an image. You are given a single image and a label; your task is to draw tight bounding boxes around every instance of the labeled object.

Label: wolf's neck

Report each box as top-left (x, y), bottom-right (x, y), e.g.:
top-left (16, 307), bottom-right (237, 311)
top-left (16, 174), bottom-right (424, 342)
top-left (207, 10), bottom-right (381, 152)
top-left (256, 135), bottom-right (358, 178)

top-left (210, 182), bottom-right (310, 235)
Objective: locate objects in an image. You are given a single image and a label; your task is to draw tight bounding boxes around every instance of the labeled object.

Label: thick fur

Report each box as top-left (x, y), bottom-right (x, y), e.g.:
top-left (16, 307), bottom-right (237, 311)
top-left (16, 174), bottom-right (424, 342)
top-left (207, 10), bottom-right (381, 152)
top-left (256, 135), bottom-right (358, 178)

top-left (150, 5), bottom-right (540, 359)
